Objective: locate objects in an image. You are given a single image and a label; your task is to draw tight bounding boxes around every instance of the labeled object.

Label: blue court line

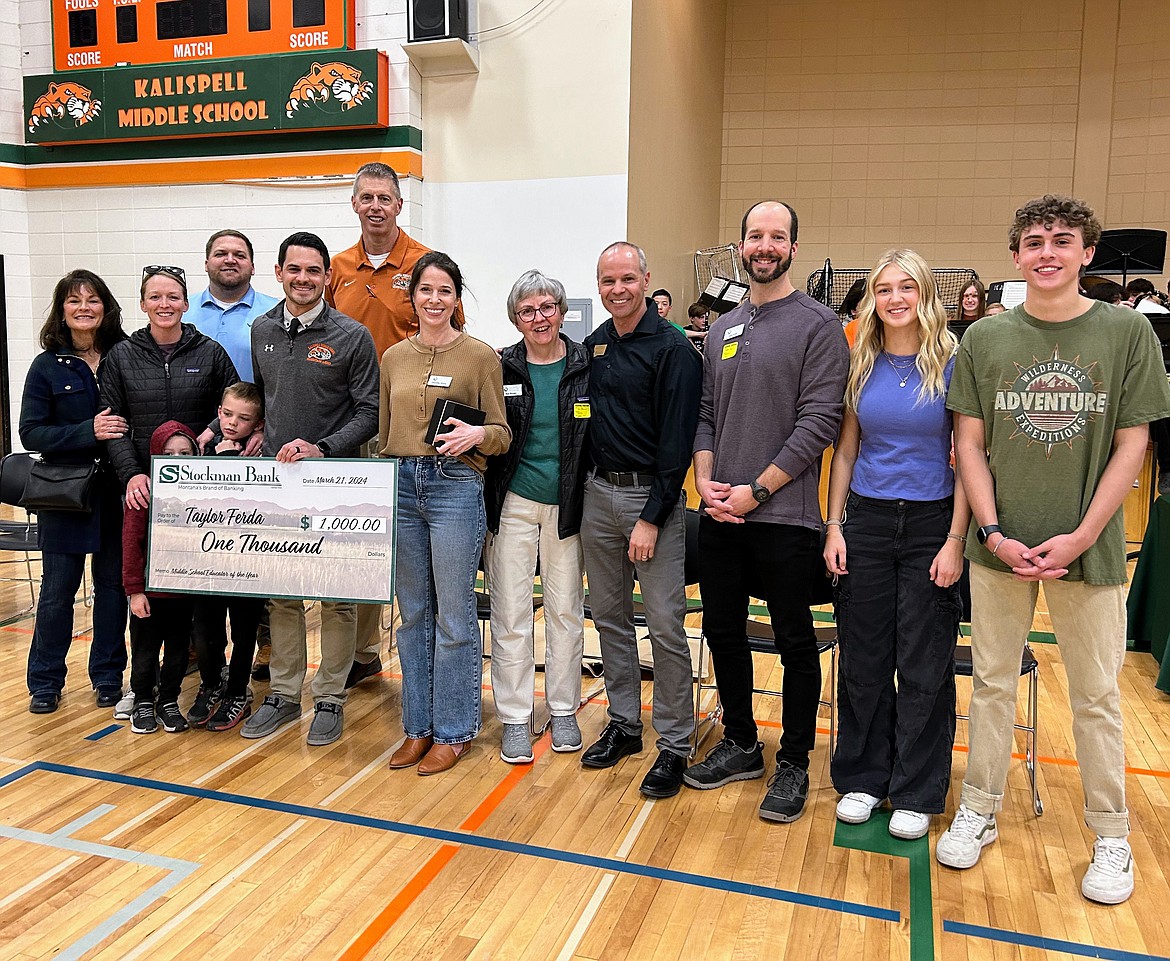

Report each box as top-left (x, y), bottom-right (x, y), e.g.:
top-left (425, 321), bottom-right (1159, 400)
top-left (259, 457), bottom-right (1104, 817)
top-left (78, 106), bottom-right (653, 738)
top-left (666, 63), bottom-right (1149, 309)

top-left (0, 761), bottom-right (898, 923)
top-left (944, 920), bottom-right (1170, 960)
top-left (85, 724), bottom-right (122, 741)
top-left (0, 802), bottom-right (200, 961)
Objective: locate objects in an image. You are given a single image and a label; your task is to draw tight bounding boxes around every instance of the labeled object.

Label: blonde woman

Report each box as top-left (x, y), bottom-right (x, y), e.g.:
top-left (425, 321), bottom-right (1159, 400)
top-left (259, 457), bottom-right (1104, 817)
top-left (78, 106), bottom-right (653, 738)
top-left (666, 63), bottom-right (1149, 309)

top-left (823, 249), bottom-right (970, 839)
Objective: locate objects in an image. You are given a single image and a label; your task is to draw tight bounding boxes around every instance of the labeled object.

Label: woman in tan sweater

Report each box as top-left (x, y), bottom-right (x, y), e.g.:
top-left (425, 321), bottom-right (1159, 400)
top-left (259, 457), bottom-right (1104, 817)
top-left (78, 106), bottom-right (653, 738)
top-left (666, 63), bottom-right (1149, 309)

top-left (381, 251), bottom-right (510, 774)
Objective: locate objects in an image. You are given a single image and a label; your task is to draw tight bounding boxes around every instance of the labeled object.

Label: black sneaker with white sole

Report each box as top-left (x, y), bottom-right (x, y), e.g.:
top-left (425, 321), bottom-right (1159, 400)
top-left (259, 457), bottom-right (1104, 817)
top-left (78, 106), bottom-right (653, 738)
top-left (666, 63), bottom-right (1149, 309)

top-left (683, 738), bottom-right (765, 790)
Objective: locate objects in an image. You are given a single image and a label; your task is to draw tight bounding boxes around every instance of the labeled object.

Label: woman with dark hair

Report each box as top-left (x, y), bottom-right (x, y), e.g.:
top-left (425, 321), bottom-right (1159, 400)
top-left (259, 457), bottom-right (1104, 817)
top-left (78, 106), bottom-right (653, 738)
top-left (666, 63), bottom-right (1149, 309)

top-left (379, 251), bottom-right (510, 774)
top-left (20, 269), bottom-right (130, 714)
top-left (957, 279), bottom-right (986, 324)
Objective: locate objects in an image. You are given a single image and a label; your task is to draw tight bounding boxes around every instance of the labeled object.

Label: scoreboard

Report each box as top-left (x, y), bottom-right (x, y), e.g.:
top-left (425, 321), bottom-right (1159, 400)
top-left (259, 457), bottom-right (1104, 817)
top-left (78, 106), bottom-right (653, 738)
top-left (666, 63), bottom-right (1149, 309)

top-left (52, 0), bottom-right (354, 70)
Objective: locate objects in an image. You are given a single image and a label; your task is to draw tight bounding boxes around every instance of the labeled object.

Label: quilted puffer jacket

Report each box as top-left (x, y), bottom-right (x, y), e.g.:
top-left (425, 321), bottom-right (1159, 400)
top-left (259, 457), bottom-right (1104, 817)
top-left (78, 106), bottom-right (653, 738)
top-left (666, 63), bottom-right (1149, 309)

top-left (100, 323), bottom-right (238, 486)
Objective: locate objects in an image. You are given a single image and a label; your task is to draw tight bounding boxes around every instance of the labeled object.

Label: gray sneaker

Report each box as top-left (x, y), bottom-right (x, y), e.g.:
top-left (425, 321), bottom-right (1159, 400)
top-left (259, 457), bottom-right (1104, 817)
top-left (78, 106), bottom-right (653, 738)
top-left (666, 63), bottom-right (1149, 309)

top-left (241, 694), bottom-right (301, 739)
top-left (550, 714), bottom-right (582, 752)
top-left (113, 691), bottom-right (136, 720)
top-left (306, 701), bottom-right (344, 746)
top-left (500, 723), bottom-right (534, 763)
top-left (683, 738), bottom-right (765, 790)
top-left (758, 759), bottom-right (810, 822)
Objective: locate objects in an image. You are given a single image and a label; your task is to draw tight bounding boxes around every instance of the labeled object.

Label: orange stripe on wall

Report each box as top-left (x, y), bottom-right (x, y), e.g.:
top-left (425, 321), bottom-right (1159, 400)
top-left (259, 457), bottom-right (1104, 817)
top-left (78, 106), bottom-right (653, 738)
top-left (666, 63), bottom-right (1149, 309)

top-left (3, 149), bottom-right (421, 190)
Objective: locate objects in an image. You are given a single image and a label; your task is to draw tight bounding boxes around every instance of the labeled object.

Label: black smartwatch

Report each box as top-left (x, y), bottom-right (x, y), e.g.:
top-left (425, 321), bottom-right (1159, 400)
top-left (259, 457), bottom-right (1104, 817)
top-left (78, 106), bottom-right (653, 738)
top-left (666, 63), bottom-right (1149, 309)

top-left (975, 524), bottom-right (1003, 545)
top-left (316, 439), bottom-right (330, 457)
top-left (750, 481), bottom-right (771, 504)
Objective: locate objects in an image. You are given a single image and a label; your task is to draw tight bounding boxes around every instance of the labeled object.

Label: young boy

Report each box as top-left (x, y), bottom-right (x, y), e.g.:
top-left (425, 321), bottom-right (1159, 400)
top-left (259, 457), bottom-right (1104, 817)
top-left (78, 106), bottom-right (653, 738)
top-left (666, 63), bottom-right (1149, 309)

top-left (939, 195), bottom-right (1170, 904)
top-left (188, 382), bottom-right (266, 731)
top-left (124, 421), bottom-right (200, 734)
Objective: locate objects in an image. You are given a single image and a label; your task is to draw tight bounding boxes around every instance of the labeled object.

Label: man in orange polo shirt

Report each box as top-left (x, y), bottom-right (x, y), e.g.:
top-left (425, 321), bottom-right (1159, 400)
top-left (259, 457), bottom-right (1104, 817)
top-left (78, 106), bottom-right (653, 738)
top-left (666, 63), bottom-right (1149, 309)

top-left (326, 161), bottom-right (446, 686)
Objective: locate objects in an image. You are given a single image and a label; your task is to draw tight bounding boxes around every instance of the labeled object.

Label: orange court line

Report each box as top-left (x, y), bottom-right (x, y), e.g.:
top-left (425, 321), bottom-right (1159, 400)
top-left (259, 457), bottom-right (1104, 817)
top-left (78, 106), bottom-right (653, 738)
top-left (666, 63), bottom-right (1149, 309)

top-left (337, 727), bottom-right (553, 959)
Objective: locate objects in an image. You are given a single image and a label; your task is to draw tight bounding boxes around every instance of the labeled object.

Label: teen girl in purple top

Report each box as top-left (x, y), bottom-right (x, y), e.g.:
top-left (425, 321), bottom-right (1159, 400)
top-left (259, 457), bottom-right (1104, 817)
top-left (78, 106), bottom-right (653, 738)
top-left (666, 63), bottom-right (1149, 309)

top-left (823, 248), bottom-right (971, 840)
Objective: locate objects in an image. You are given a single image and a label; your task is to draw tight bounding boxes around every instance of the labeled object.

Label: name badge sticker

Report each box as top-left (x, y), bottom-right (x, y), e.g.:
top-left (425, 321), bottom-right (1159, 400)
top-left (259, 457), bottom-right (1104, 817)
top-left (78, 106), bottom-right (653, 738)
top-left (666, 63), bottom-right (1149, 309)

top-left (574, 402), bottom-right (591, 419)
top-left (724, 324), bottom-right (745, 340)
top-left (593, 344), bottom-right (607, 356)
top-left (503, 384), bottom-right (523, 397)
top-left (427, 375), bottom-right (453, 388)
top-left (722, 341), bottom-right (739, 360)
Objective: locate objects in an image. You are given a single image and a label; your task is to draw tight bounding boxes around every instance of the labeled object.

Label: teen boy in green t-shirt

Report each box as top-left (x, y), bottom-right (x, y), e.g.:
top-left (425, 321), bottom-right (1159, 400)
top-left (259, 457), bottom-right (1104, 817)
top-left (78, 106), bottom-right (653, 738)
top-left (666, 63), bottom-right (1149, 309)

top-left (938, 195), bottom-right (1170, 905)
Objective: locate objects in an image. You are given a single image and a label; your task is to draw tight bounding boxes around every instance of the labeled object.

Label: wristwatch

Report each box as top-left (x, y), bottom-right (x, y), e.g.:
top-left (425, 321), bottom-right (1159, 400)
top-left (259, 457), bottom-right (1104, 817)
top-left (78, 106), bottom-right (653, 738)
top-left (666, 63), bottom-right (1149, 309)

top-left (750, 481), bottom-right (771, 504)
top-left (316, 439), bottom-right (331, 457)
top-left (975, 524), bottom-right (1003, 545)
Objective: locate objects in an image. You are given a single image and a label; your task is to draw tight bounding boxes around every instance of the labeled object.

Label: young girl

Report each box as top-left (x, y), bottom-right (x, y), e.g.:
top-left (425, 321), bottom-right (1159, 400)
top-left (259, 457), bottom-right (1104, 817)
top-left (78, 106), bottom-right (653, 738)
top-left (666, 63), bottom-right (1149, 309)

top-left (823, 249), bottom-right (969, 839)
top-left (123, 421), bottom-right (199, 734)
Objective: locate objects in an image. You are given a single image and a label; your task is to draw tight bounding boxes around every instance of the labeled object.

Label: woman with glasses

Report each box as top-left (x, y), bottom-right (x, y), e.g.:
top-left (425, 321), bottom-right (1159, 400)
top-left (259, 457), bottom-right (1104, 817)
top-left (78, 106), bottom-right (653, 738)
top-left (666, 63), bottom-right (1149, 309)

top-left (484, 270), bottom-right (590, 763)
top-left (101, 265), bottom-right (238, 511)
top-left (823, 248), bottom-right (968, 840)
top-left (380, 251), bottom-right (510, 775)
top-left (20, 270), bottom-right (130, 715)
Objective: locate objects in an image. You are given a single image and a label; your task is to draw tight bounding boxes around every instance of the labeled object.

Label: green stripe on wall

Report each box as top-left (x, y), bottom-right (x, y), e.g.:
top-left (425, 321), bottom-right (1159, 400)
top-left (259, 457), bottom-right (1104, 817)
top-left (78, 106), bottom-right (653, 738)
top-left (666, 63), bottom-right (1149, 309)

top-left (1, 125), bottom-right (421, 166)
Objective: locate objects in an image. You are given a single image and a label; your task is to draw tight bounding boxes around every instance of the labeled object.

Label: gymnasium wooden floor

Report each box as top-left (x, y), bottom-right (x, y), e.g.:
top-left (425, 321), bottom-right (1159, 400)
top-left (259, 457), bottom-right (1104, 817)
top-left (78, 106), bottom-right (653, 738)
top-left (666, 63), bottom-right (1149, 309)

top-left (1, 552), bottom-right (1169, 959)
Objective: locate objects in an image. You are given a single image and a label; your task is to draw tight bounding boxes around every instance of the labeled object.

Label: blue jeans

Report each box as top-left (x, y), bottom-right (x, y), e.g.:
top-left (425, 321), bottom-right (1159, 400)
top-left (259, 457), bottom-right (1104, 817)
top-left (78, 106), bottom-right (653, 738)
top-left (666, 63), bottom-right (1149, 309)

top-left (27, 542), bottom-right (127, 697)
top-left (395, 456), bottom-right (486, 744)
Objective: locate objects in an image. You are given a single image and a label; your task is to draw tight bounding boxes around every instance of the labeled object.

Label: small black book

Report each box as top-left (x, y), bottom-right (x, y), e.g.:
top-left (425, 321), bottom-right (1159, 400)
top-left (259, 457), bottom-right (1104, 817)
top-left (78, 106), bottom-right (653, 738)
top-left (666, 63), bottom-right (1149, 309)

top-left (426, 399), bottom-right (486, 448)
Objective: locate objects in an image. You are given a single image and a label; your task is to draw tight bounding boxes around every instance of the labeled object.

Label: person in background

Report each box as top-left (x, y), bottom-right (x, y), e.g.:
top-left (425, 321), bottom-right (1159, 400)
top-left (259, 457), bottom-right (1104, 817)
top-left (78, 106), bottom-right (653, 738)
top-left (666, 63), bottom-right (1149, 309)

top-left (188, 381), bottom-right (266, 732)
top-left (823, 248), bottom-right (967, 840)
top-left (683, 302), bottom-right (710, 347)
top-left (652, 288), bottom-right (675, 325)
top-left (123, 421), bottom-right (200, 734)
top-left (381, 251), bottom-right (511, 775)
top-left (1086, 280), bottom-right (1126, 305)
top-left (485, 270), bottom-right (590, 763)
top-left (983, 302), bottom-right (1007, 316)
top-left (21, 269), bottom-right (129, 715)
top-left (957, 279), bottom-right (986, 325)
top-left (841, 278), bottom-right (868, 347)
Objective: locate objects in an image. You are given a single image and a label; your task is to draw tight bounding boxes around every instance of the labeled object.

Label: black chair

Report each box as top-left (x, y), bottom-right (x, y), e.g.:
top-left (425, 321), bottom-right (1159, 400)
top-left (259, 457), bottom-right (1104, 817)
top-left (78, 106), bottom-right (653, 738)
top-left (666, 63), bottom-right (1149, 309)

top-left (0, 452), bottom-right (41, 614)
top-left (693, 614), bottom-right (837, 757)
top-left (954, 643), bottom-right (1043, 816)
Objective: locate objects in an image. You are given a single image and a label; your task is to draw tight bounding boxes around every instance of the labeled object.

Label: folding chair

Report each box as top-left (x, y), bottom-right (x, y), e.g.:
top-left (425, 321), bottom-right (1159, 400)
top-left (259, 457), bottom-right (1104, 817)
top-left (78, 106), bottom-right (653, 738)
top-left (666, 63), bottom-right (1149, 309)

top-left (693, 615), bottom-right (837, 757)
top-left (954, 643), bottom-right (1043, 816)
top-left (0, 453), bottom-right (41, 615)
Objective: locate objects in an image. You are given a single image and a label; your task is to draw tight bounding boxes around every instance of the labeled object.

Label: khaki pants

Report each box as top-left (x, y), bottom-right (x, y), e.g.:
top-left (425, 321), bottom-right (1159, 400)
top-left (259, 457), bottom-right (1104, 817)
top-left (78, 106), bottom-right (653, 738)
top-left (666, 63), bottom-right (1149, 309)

top-left (268, 598), bottom-right (358, 706)
top-left (961, 565), bottom-right (1129, 837)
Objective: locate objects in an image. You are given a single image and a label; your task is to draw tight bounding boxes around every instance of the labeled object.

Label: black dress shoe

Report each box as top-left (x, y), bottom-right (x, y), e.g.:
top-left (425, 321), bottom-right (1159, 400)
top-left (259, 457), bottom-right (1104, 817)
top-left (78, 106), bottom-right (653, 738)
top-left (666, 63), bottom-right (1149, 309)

top-left (640, 750), bottom-right (688, 798)
top-left (581, 722), bottom-right (643, 769)
top-left (29, 693), bottom-right (60, 714)
top-left (95, 688), bottom-right (122, 708)
top-left (345, 656), bottom-right (383, 689)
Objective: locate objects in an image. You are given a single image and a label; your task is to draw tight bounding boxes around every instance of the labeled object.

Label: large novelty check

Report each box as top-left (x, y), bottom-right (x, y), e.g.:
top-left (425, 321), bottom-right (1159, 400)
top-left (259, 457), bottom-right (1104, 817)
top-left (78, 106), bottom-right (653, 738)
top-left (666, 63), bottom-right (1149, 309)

top-left (145, 456), bottom-right (397, 603)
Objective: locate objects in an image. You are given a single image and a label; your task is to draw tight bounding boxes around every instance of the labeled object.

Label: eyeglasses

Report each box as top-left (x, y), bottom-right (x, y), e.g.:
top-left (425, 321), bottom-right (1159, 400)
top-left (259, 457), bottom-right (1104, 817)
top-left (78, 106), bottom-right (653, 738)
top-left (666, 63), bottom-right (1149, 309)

top-left (515, 302), bottom-right (559, 324)
top-left (142, 265), bottom-right (187, 283)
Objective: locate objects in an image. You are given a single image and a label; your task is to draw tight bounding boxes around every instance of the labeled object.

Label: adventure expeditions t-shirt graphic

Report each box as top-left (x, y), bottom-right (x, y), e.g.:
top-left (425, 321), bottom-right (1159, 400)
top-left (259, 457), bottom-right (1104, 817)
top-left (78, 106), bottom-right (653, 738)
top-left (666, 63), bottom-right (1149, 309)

top-left (994, 347), bottom-right (1107, 454)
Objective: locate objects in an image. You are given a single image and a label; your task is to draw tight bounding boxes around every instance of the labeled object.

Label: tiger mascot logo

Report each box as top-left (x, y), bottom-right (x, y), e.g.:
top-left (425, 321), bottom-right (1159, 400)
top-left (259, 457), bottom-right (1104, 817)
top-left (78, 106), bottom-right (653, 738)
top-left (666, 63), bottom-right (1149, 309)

top-left (27, 81), bottom-right (102, 134)
top-left (285, 62), bottom-right (373, 119)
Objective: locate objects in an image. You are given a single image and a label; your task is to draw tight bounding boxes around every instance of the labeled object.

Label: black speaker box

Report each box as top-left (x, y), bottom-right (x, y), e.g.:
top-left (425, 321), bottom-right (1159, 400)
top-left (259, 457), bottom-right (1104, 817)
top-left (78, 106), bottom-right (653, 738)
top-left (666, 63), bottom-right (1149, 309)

top-left (408, 0), bottom-right (470, 42)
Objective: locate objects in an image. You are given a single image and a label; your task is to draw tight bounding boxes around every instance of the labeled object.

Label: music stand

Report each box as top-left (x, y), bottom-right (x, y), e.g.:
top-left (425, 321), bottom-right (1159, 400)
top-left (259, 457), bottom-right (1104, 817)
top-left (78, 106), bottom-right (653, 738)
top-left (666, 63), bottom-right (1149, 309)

top-left (1086, 229), bottom-right (1167, 288)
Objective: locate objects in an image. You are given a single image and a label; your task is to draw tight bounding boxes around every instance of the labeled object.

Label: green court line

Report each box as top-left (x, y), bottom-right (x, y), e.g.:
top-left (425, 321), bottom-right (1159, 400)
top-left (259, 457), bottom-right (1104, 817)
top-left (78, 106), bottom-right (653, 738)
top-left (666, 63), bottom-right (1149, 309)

top-left (834, 812), bottom-right (934, 961)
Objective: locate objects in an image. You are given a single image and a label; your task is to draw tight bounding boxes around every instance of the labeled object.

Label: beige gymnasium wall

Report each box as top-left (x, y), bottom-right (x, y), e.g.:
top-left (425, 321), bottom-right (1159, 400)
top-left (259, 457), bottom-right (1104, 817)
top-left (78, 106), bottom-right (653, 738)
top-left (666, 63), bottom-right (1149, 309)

top-left (627, 0), bottom-right (728, 308)
top-left (720, 0), bottom-right (1170, 293)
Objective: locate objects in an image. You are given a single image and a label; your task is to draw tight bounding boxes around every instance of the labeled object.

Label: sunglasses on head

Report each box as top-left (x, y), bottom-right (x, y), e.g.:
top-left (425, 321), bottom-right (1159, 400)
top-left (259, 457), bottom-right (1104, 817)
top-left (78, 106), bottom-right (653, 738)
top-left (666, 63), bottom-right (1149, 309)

top-left (142, 265), bottom-right (187, 282)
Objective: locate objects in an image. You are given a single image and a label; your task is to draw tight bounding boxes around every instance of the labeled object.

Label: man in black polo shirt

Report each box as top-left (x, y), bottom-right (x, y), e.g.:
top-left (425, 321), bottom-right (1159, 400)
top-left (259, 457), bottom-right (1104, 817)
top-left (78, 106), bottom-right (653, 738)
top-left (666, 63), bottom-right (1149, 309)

top-left (580, 241), bottom-right (702, 799)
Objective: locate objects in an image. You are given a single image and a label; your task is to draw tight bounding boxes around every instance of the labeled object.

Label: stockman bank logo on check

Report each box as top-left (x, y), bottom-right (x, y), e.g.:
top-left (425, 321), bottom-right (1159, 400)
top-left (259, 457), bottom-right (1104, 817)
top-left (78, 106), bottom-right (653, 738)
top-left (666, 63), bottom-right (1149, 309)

top-left (157, 464), bottom-right (280, 484)
top-left (994, 348), bottom-right (1107, 454)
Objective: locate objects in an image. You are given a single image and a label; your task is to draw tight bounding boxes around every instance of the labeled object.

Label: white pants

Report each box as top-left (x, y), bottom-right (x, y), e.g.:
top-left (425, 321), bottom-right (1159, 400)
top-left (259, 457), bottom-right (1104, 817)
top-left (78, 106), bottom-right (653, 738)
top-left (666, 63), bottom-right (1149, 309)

top-left (486, 492), bottom-right (585, 724)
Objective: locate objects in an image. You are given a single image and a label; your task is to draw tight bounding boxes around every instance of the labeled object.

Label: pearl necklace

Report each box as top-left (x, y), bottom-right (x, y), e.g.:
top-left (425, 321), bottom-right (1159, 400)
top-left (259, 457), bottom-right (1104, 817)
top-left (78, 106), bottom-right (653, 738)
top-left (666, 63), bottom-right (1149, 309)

top-left (883, 352), bottom-right (917, 388)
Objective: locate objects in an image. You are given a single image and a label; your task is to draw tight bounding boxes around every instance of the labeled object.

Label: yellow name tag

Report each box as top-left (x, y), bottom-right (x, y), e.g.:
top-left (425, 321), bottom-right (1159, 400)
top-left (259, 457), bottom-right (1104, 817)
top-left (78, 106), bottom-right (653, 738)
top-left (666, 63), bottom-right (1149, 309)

top-left (593, 344), bottom-right (607, 356)
top-left (574, 403), bottom-right (591, 419)
top-left (722, 341), bottom-right (739, 360)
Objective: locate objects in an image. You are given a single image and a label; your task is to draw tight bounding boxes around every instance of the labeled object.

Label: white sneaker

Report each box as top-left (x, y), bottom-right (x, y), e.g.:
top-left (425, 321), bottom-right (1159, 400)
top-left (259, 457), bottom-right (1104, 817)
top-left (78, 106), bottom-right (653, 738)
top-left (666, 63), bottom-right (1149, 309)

top-left (1081, 836), bottom-right (1134, 904)
top-left (836, 792), bottom-right (883, 824)
top-left (889, 809), bottom-right (931, 840)
top-left (113, 691), bottom-right (136, 720)
top-left (936, 804), bottom-right (998, 868)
